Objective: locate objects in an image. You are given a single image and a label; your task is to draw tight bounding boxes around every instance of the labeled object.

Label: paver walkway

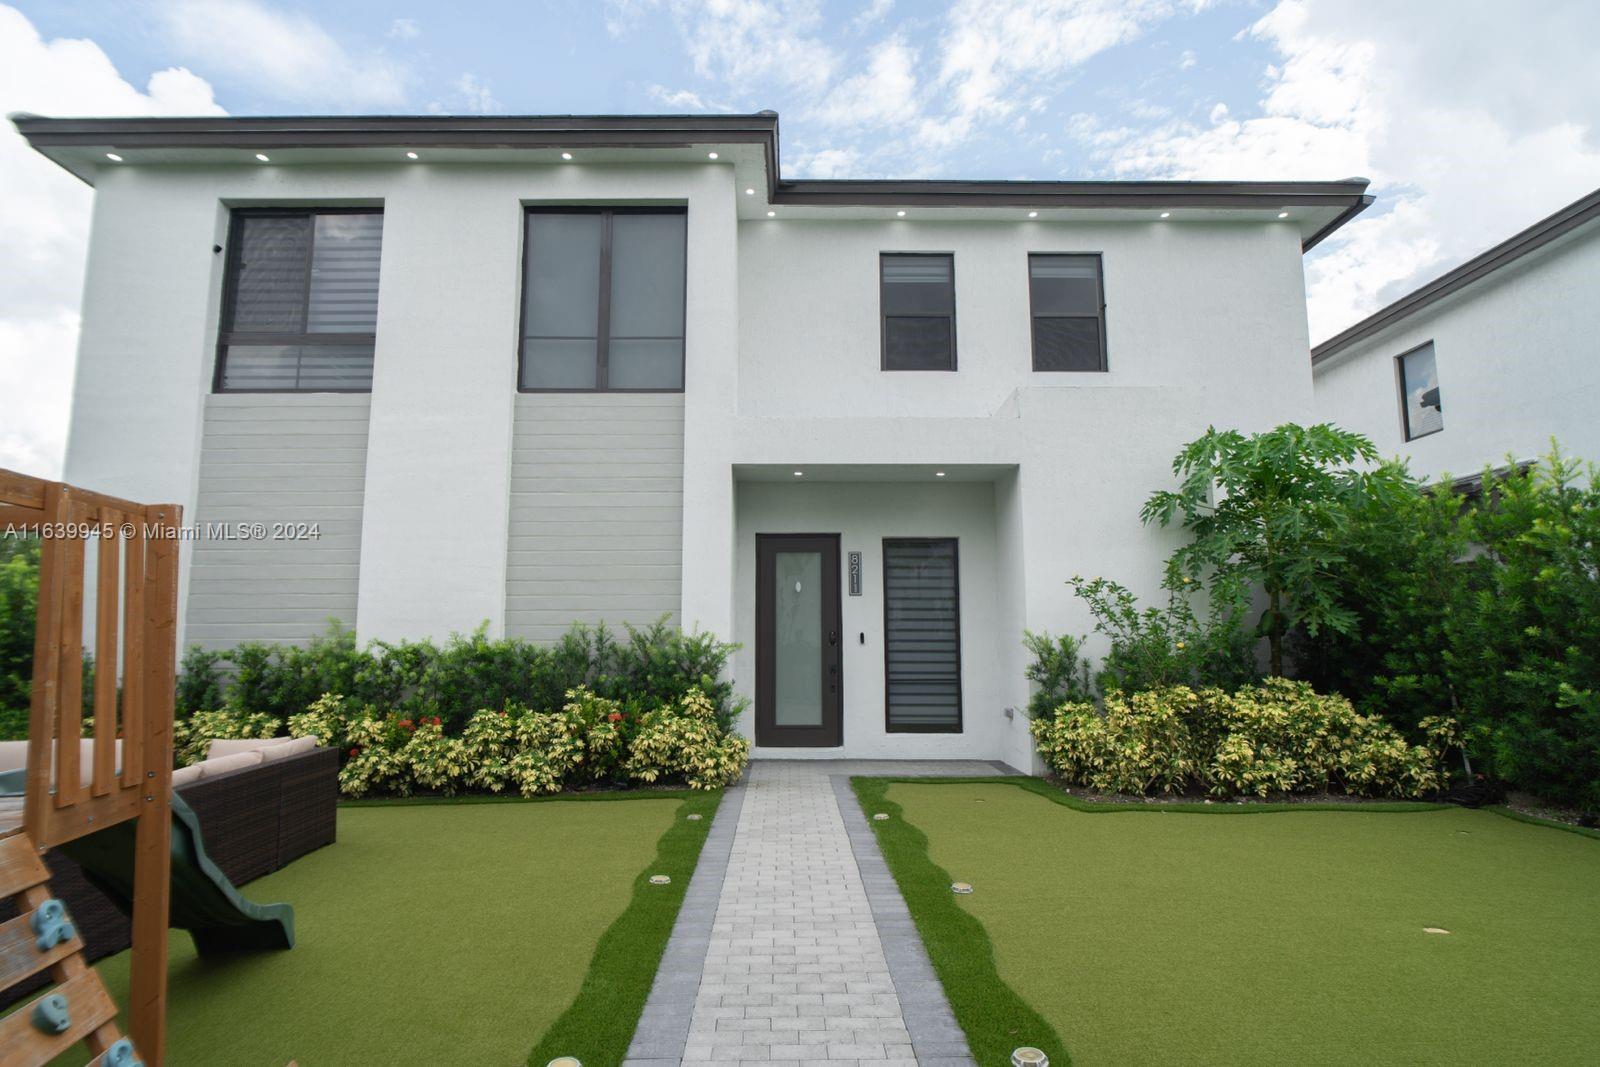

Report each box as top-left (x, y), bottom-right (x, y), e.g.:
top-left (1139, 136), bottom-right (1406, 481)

top-left (626, 759), bottom-right (1009, 1065)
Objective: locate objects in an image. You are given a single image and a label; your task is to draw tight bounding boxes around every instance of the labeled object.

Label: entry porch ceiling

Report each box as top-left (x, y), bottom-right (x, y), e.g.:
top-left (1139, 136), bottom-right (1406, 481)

top-left (734, 463), bottom-right (1016, 483)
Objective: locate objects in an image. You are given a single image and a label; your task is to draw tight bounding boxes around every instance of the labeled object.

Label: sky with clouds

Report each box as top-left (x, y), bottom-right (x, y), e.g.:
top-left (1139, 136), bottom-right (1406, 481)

top-left (4, 0), bottom-right (1599, 475)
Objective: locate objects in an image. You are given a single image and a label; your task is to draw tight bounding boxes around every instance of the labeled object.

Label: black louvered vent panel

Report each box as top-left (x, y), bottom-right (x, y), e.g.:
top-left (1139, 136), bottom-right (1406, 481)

top-left (883, 538), bottom-right (962, 731)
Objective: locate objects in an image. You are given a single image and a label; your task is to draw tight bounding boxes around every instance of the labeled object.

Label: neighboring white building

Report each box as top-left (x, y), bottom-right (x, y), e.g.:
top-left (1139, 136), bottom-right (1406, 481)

top-left (16, 112), bottom-right (1371, 764)
top-left (1312, 187), bottom-right (1600, 481)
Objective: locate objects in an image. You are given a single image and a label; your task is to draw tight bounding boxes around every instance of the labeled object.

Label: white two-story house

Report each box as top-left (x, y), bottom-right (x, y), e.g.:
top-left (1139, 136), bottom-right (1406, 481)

top-left (16, 112), bottom-right (1371, 766)
top-left (1312, 186), bottom-right (1600, 483)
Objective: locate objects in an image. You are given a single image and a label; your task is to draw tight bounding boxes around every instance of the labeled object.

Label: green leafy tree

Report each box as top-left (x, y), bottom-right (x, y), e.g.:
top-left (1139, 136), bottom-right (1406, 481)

top-left (1141, 423), bottom-right (1414, 676)
top-left (0, 536), bottom-right (41, 717)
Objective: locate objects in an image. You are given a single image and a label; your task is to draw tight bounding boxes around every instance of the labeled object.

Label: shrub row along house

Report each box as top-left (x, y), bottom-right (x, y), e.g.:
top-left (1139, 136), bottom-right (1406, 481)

top-left (17, 111), bottom-right (1385, 766)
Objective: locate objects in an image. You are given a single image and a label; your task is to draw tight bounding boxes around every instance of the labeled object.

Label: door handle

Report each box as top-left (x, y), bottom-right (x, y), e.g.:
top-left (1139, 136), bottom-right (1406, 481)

top-left (828, 630), bottom-right (839, 647)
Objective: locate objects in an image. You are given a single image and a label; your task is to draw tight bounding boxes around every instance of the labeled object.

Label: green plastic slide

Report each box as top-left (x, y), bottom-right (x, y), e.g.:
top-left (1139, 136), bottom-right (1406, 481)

top-left (58, 793), bottom-right (295, 955)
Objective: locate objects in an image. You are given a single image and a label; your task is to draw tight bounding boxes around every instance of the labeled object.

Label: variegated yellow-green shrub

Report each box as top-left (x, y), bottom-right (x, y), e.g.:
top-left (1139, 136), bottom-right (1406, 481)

top-left (1032, 678), bottom-right (1452, 799)
top-left (288, 692), bottom-right (349, 750)
top-left (626, 688), bottom-right (750, 790)
top-left (1030, 686), bottom-right (1198, 795)
top-left (174, 710), bottom-right (282, 766)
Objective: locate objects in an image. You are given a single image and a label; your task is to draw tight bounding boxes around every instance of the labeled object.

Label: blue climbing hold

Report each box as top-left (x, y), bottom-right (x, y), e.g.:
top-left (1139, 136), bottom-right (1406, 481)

top-left (104, 1038), bottom-right (142, 1067)
top-left (29, 898), bottom-right (75, 952)
top-left (30, 993), bottom-right (70, 1035)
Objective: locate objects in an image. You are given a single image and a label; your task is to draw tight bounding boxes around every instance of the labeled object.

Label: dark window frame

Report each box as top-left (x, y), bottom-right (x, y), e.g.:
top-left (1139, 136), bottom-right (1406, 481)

top-left (1028, 251), bottom-right (1108, 372)
top-left (881, 537), bottom-right (964, 735)
top-left (517, 205), bottom-right (688, 394)
top-left (878, 252), bottom-right (957, 372)
top-left (214, 206), bottom-right (384, 394)
top-left (1396, 339), bottom-right (1443, 441)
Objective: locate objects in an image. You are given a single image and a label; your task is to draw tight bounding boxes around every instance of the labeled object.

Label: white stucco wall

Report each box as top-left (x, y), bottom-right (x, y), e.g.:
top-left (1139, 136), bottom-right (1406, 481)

top-left (1312, 225), bottom-right (1600, 480)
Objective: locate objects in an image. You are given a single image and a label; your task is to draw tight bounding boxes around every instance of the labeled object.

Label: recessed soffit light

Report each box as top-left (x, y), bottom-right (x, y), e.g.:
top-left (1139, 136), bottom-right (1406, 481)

top-left (105, 152), bottom-right (123, 162)
top-left (254, 153), bottom-right (270, 162)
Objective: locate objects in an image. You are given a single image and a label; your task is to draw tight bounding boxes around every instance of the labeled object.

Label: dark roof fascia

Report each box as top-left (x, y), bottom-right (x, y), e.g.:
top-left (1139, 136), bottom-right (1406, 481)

top-left (12, 113), bottom-right (1372, 251)
top-left (1313, 185), bottom-right (1600, 364)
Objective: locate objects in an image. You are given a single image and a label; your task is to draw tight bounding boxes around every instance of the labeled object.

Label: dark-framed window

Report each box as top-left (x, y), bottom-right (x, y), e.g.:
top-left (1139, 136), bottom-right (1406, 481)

top-left (1397, 340), bottom-right (1443, 440)
top-left (882, 538), bottom-right (963, 733)
top-left (519, 207), bottom-right (686, 392)
top-left (1029, 253), bottom-right (1106, 371)
top-left (216, 208), bottom-right (384, 392)
top-left (880, 253), bottom-right (956, 371)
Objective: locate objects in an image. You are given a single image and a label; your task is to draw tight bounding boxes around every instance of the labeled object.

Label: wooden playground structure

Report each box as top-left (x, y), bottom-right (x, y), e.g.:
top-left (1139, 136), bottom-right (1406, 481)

top-left (0, 469), bottom-right (180, 1066)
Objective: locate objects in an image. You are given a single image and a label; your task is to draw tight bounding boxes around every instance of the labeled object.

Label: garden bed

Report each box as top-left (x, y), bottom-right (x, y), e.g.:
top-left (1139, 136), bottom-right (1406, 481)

top-left (856, 775), bottom-right (1600, 1067)
top-left (72, 790), bottom-right (722, 1067)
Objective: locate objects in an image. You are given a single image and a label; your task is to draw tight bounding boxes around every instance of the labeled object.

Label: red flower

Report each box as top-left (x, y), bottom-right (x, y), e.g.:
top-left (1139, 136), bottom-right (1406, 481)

top-left (348, 747), bottom-right (360, 757)
top-left (398, 719), bottom-right (414, 731)
top-left (430, 716), bottom-right (442, 726)
top-left (608, 712), bottom-right (624, 722)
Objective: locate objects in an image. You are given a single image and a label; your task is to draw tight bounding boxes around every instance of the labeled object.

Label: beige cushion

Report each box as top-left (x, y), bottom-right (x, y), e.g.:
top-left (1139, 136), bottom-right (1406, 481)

top-left (170, 763), bottom-right (205, 788)
top-left (258, 735), bottom-right (318, 763)
top-left (0, 742), bottom-right (28, 774)
top-left (0, 739), bottom-right (123, 786)
top-left (206, 737), bottom-right (292, 762)
top-left (198, 750), bottom-right (265, 779)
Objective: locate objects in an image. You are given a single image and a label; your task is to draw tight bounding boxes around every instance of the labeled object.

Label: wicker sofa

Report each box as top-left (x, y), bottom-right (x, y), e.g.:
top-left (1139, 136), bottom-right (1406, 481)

top-left (0, 741), bottom-right (337, 1006)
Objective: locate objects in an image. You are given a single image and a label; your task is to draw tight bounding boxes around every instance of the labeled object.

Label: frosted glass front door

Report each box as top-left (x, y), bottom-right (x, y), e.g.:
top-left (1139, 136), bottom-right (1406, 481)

top-left (773, 551), bottom-right (823, 726)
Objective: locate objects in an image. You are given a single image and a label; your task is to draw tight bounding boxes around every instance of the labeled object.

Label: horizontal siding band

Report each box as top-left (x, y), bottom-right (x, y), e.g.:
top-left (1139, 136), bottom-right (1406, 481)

top-left (185, 395), bottom-right (370, 649)
top-left (505, 394), bottom-right (684, 644)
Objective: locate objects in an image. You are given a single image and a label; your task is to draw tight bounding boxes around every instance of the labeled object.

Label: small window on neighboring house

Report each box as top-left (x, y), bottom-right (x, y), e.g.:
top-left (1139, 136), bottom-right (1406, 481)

top-left (880, 253), bottom-right (956, 370)
top-left (1029, 253), bottom-right (1106, 371)
top-left (216, 209), bottom-right (384, 391)
top-left (882, 538), bottom-right (963, 733)
top-left (1399, 341), bottom-right (1443, 439)
top-left (520, 208), bottom-right (687, 391)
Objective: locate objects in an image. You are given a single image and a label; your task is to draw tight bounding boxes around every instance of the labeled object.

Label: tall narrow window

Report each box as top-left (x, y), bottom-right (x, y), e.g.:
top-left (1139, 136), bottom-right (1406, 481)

top-left (1398, 341), bottom-right (1443, 440)
top-left (880, 253), bottom-right (956, 370)
top-left (217, 209), bottom-right (383, 391)
top-left (521, 208), bottom-right (686, 391)
top-left (1029, 253), bottom-right (1106, 371)
top-left (882, 538), bottom-right (962, 733)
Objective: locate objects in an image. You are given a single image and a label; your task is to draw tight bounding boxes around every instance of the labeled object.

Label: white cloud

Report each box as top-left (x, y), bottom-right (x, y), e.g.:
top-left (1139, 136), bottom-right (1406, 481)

top-left (937, 0), bottom-right (1179, 131)
top-left (1178, 48), bottom-right (1197, 69)
top-left (453, 73), bottom-right (499, 114)
top-left (647, 84), bottom-right (735, 112)
top-left (388, 17), bottom-right (420, 40)
top-left (812, 36), bottom-right (920, 129)
top-left (154, 0), bottom-right (406, 107)
top-left (611, 1), bottom-right (839, 98)
top-left (1064, 0), bottom-right (1600, 341)
top-left (0, 4), bottom-right (224, 477)
top-left (787, 146), bottom-right (861, 178)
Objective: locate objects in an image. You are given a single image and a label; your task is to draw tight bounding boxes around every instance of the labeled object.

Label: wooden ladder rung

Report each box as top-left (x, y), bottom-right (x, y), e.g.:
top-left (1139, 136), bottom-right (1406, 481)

top-left (0, 903), bottom-right (85, 989)
top-left (0, 836), bottom-right (50, 900)
top-left (0, 968), bottom-right (120, 1067)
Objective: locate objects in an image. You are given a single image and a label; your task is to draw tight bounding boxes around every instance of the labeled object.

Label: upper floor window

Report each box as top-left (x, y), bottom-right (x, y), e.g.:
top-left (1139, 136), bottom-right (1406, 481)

top-left (1029, 253), bottom-right (1106, 372)
top-left (1398, 341), bottom-right (1443, 440)
top-left (880, 253), bottom-right (956, 371)
top-left (216, 209), bottom-right (383, 392)
top-left (520, 208), bottom-right (686, 391)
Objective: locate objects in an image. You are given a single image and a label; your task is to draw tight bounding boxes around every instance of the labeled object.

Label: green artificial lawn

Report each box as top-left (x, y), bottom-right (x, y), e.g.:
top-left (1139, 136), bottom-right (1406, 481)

top-left (78, 790), bottom-right (720, 1067)
top-left (858, 777), bottom-right (1600, 1067)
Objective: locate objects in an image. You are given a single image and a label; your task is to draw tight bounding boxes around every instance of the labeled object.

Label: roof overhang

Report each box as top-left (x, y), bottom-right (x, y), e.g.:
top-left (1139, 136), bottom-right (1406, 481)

top-left (12, 112), bottom-right (1373, 250)
top-left (1313, 185), bottom-right (1600, 365)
